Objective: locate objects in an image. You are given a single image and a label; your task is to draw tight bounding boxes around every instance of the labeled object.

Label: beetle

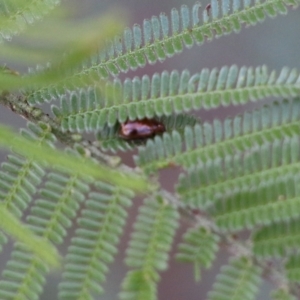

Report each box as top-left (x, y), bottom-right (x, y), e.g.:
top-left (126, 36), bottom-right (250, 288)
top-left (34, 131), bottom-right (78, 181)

top-left (119, 118), bottom-right (166, 140)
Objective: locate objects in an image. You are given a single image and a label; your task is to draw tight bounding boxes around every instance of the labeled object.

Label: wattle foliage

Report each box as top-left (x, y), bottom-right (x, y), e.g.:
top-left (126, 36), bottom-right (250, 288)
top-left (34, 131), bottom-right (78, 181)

top-left (0, 0), bottom-right (299, 299)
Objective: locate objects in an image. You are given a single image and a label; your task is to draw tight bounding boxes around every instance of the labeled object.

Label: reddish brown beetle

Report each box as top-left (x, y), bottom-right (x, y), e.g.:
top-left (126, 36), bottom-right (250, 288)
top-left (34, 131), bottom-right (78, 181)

top-left (205, 3), bottom-right (211, 14)
top-left (119, 118), bottom-right (165, 140)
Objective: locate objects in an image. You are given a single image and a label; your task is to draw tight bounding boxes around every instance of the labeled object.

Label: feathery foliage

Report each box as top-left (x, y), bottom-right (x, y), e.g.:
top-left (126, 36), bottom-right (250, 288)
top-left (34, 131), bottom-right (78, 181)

top-left (59, 182), bottom-right (133, 300)
top-left (176, 133), bottom-right (300, 220)
top-left (176, 226), bottom-right (220, 281)
top-left (0, 12), bottom-right (124, 96)
top-left (0, 204), bottom-right (60, 268)
top-left (54, 66), bottom-right (300, 133)
top-left (210, 166), bottom-right (300, 232)
top-left (120, 195), bottom-right (179, 300)
top-left (0, 0), bottom-right (299, 299)
top-left (28, 0), bottom-right (300, 103)
top-left (0, 153), bottom-right (44, 218)
top-left (0, 122), bottom-right (62, 267)
top-left (136, 97), bottom-right (300, 173)
top-left (207, 257), bottom-right (262, 300)
top-left (0, 122), bottom-right (48, 253)
top-left (252, 218), bottom-right (300, 257)
top-left (0, 168), bottom-right (90, 299)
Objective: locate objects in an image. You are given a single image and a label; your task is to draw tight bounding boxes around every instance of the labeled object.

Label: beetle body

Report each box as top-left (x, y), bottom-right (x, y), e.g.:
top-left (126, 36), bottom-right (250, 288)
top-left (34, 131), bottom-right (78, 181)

top-left (119, 118), bottom-right (165, 140)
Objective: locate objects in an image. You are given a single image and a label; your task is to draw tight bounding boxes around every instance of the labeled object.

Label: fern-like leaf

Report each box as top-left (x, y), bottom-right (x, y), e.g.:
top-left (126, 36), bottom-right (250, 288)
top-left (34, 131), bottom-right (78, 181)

top-left (28, 0), bottom-right (300, 103)
top-left (0, 204), bottom-right (59, 267)
top-left (136, 97), bottom-right (300, 173)
top-left (176, 133), bottom-right (300, 214)
top-left (210, 168), bottom-right (300, 232)
top-left (55, 67), bottom-right (300, 131)
top-left (5, 123), bottom-right (54, 213)
top-left (59, 182), bottom-right (133, 300)
top-left (176, 226), bottom-right (219, 281)
top-left (207, 257), bottom-right (262, 300)
top-left (0, 170), bottom-right (90, 299)
top-left (0, 243), bottom-right (49, 300)
top-left (0, 122), bottom-right (53, 253)
top-left (119, 195), bottom-right (179, 300)
top-left (252, 218), bottom-right (300, 258)
top-left (0, 154), bottom-right (44, 217)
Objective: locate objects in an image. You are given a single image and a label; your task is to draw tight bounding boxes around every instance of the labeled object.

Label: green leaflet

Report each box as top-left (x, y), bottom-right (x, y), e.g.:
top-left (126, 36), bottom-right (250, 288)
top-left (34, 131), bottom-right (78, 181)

top-left (0, 122), bottom-right (49, 254)
top-left (119, 270), bottom-right (157, 300)
top-left (0, 170), bottom-right (90, 300)
top-left (176, 227), bottom-right (219, 281)
top-left (207, 257), bottom-right (262, 300)
top-left (253, 218), bottom-right (300, 257)
top-left (55, 67), bottom-right (300, 132)
top-left (0, 0), bottom-right (299, 299)
top-left (29, 0), bottom-right (299, 103)
top-left (59, 182), bottom-right (133, 299)
top-left (0, 204), bottom-right (59, 267)
top-left (175, 133), bottom-right (300, 224)
top-left (0, 12), bottom-right (124, 95)
top-left (210, 170), bottom-right (300, 231)
top-left (120, 195), bottom-right (179, 300)
top-left (0, 155), bottom-right (44, 219)
top-left (136, 98), bottom-right (300, 173)
top-left (176, 136), bottom-right (300, 232)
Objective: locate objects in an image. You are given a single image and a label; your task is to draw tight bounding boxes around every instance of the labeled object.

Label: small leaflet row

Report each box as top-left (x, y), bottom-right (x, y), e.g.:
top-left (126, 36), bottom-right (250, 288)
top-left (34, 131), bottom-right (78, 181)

top-left (176, 227), bottom-right (220, 281)
top-left (177, 134), bottom-right (300, 212)
top-left (52, 67), bottom-right (300, 132)
top-left (119, 195), bottom-right (179, 300)
top-left (0, 122), bottom-right (54, 255)
top-left (59, 182), bottom-right (133, 299)
top-left (0, 165), bottom-right (90, 299)
top-left (27, 0), bottom-right (298, 104)
top-left (136, 98), bottom-right (300, 173)
top-left (207, 257), bottom-right (262, 300)
top-left (252, 217), bottom-right (300, 258)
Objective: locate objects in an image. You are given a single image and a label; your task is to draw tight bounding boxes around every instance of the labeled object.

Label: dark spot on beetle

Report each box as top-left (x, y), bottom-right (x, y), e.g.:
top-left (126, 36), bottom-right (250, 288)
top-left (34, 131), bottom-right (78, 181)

top-left (119, 118), bottom-right (166, 140)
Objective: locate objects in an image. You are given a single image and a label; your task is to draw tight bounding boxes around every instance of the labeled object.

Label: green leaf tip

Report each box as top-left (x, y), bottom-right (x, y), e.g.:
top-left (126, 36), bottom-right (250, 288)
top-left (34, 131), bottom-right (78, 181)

top-left (176, 227), bottom-right (220, 281)
top-left (0, 10), bottom-right (125, 92)
top-left (0, 204), bottom-right (60, 268)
